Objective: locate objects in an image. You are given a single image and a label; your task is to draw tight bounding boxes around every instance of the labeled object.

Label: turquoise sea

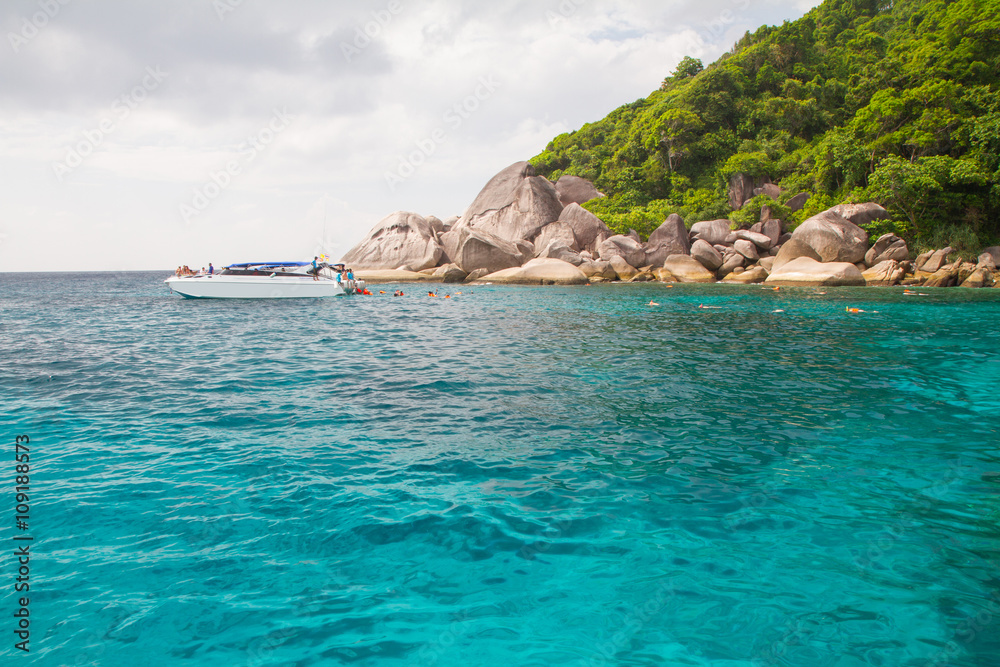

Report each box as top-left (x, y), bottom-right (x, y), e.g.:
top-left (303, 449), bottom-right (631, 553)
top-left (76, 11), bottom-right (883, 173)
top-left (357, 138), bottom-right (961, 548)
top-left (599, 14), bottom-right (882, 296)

top-left (1, 271), bottom-right (998, 666)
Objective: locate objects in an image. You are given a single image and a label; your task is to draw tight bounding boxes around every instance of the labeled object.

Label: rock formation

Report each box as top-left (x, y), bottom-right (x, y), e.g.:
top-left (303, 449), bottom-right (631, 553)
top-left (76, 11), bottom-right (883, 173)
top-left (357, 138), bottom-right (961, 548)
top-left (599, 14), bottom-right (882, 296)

top-left (341, 211), bottom-right (443, 271)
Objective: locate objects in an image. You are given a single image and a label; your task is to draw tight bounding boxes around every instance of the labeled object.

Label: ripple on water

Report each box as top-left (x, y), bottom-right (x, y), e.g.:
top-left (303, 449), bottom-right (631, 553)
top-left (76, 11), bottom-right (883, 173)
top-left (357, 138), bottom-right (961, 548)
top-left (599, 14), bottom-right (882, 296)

top-left (1, 274), bottom-right (999, 665)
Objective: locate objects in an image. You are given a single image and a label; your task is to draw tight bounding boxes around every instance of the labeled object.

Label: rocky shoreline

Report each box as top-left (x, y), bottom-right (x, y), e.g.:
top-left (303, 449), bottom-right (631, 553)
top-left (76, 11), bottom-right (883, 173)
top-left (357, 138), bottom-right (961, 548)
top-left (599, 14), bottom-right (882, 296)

top-left (345, 162), bottom-right (1000, 289)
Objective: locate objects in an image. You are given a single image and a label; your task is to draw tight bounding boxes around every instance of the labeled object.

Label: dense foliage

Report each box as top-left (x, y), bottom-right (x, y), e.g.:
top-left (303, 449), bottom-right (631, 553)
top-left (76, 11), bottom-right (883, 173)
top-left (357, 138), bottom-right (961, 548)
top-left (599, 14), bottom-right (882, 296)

top-left (530, 0), bottom-right (1000, 254)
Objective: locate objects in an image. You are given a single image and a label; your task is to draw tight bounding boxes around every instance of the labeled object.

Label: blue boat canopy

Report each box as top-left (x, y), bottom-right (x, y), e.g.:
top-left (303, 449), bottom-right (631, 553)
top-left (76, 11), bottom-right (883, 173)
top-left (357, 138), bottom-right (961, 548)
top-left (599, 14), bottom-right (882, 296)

top-left (225, 262), bottom-right (310, 269)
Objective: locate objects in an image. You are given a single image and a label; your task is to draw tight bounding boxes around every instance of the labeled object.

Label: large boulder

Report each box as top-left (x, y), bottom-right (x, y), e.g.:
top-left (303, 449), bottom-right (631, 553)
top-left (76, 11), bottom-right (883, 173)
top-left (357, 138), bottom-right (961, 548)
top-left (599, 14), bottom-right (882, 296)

top-left (765, 256), bottom-right (866, 286)
top-left (981, 246), bottom-right (1000, 267)
top-left (533, 221), bottom-right (578, 254)
top-left (961, 267), bottom-right (995, 288)
top-left (723, 265), bottom-right (769, 284)
top-left (454, 162), bottom-right (564, 244)
top-left (923, 265), bottom-right (960, 288)
top-left (772, 238), bottom-right (822, 270)
top-left (717, 251), bottom-right (745, 278)
top-left (341, 211), bottom-right (443, 271)
top-left (662, 255), bottom-right (716, 283)
top-left (790, 209), bottom-right (869, 263)
top-left (865, 233), bottom-right (909, 266)
top-left (554, 174), bottom-right (604, 207)
top-left (728, 173), bottom-right (756, 210)
top-left (598, 235), bottom-right (646, 268)
top-left (917, 247), bottom-right (955, 273)
top-left (690, 239), bottom-right (724, 271)
top-left (786, 192), bottom-right (810, 212)
top-left (830, 202), bottom-right (890, 228)
top-left (536, 240), bottom-right (584, 265)
top-left (645, 214), bottom-right (690, 266)
top-left (432, 263), bottom-right (469, 283)
top-left (690, 219), bottom-right (732, 246)
top-left (754, 183), bottom-right (781, 201)
top-left (728, 229), bottom-right (773, 250)
top-left (480, 258), bottom-right (588, 285)
top-left (440, 227), bottom-right (528, 275)
top-left (762, 219), bottom-right (782, 247)
top-left (558, 203), bottom-right (611, 253)
top-left (979, 251), bottom-right (998, 271)
top-left (579, 259), bottom-right (617, 280)
top-left (608, 255), bottom-right (639, 281)
top-left (734, 239), bottom-right (760, 261)
top-left (862, 260), bottom-right (905, 286)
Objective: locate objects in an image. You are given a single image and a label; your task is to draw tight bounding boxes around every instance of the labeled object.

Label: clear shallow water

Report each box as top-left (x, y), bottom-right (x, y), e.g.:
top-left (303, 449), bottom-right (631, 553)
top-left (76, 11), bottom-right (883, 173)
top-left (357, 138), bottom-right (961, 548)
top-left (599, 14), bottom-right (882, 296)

top-left (1, 272), bottom-right (998, 666)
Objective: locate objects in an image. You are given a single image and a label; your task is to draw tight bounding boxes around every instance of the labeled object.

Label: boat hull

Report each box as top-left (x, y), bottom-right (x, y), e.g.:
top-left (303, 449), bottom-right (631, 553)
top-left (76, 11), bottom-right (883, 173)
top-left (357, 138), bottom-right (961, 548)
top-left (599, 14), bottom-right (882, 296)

top-left (165, 275), bottom-right (354, 299)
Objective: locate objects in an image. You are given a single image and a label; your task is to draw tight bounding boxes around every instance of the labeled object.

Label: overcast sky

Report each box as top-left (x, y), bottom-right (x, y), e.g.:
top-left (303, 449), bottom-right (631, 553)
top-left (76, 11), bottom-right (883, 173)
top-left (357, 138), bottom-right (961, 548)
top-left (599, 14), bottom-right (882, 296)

top-left (0, 0), bottom-right (817, 272)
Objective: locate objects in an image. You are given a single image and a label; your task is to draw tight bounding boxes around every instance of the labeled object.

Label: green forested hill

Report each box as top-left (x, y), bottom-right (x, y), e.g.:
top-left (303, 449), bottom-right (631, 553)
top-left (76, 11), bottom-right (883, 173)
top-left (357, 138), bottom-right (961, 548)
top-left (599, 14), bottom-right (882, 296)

top-left (530, 0), bottom-right (1000, 253)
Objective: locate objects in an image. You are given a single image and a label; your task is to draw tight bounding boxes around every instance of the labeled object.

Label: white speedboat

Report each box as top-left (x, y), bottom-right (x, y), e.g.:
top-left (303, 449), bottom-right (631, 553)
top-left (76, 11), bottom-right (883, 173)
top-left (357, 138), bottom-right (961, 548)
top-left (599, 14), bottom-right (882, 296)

top-left (165, 262), bottom-right (366, 299)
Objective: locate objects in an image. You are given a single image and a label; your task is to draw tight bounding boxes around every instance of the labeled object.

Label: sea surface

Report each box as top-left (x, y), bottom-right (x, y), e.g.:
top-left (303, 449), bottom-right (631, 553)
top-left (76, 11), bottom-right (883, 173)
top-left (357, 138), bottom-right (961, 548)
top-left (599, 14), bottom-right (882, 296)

top-left (1, 271), bottom-right (998, 667)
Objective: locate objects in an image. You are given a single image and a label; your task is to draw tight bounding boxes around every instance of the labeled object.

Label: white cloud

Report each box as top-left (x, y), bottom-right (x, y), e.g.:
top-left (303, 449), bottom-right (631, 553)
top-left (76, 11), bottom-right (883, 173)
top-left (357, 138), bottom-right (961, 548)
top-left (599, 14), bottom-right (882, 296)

top-left (0, 0), bottom-right (819, 271)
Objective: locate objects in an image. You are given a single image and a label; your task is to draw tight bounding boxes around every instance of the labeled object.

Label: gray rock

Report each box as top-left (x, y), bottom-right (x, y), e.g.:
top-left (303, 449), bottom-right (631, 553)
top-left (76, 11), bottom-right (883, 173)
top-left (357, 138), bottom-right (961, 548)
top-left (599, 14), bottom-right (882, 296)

top-left (608, 255), bottom-right (639, 281)
top-left (750, 222), bottom-right (764, 235)
top-left (690, 219), bottom-right (733, 246)
top-left (862, 260), bottom-right (905, 286)
top-left (772, 238), bottom-right (822, 271)
top-left (830, 202), bottom-right (890, 228)
top-left (536, 240), bottom-right (584, 265)
top-left (753, 183), bottom-right (781, 201)
top-left (786, 192), bottom-right (810, 212)
top-left (441, 215), bottom-right (459, 232)
top-left (432, 263), bottom-right (469, 283)
top-left (646, 214), bottom-right (690, 265)
top-left (454, 161), bottom-right (564, 244)
top-left (924, 266), bottom-right (959, 288)
top-left (978, 252), bottom-right (997, 271)
top-left (690, 239), bottom-right (724, 271)
top-left (762, 219), bottom-right (782, 247)
top-left (578, 259), bottom-right (617, 280)
top-left (730, 229), bottom-right (773, 250)
top-left (558, 203), bottom-right (612, 253)
top-left (598, 235), bottom-right (646, 268)
top-left (482, 258), bottom-right (589, 285)
top-left (979, 246), bottom-right (1000, 268)
top-left (426, 216), bottom-right (444, 234)
top-left (533, 221), bottom-right (579, 254)
top-left (734, 239), bottom-right (760, 261)
top-left (758, 256), bottom-right (776, 272)
top-left (728, 173), bottom-right (756, 210)
top-left (441, 227), bottom-right (528, 275)
top-left (919, 247), bottom-right (955, 273)
top-left (866, 239), bottom-right (909, 266)
top-left (723, 265), bottom-right (769, 284)
top-left (463, 268), bottom-right (490, 283)
top-left (790, 209), bottom-right (869, 263)
top-left (662, 255), bottom-right (716, 283)
top-left (627, 229), bottom-right (642, 242)
top-left (717, 252), bottom-right (746, 278)
top-left (961, 267), bottom-right (995, 288)
top-left (554, 174), bottom-right (604, 207)
top-left (341, 211), bottom-right (443, 271)
top-left (765, 257), bottom-right (866, 287)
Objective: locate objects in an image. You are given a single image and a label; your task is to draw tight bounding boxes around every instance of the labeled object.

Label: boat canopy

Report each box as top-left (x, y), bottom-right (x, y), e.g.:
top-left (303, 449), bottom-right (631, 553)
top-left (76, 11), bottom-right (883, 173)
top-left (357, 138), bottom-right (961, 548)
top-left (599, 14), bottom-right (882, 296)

top-left (225, 262), bottom-right (311, 269)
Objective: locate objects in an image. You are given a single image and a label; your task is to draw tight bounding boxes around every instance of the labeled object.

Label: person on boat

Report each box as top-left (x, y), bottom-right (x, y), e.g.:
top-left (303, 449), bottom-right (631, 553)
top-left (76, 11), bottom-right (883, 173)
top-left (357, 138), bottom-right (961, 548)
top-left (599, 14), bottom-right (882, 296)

top-left (346, 268), bottom-right (355, 281)
top-left (311, 257), bottom-right (319, 281)
top-left (175, 266), bottom-right (182, 277)
top-left (208, 263), bottom-right (214, 275)
top-left (335, 270), bottom-right (343, 286)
